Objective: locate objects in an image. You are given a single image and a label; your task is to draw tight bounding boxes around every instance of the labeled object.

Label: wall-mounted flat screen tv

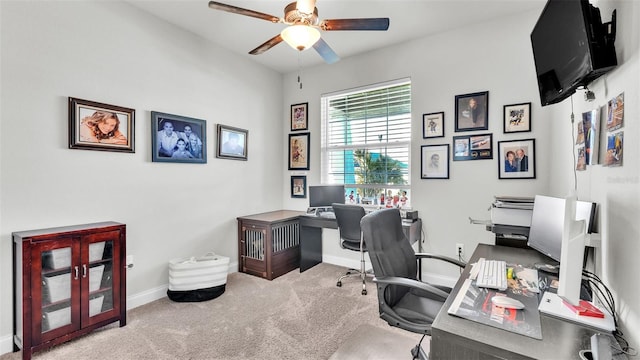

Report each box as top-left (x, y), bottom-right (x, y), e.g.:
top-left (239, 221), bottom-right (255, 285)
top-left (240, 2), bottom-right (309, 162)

top-left (531, 0), bottom-right (617, 106)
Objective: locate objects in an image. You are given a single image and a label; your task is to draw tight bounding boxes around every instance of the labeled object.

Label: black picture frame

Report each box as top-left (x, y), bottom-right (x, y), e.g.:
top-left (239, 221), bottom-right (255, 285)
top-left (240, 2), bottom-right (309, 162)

top-left (291, 175), bottom-right (307, 198)
top-left (453, 133), bottom-right (493, 161)
top-left (291, 102), bottom-right (308, 131)
top-left (421, 144), bottom-right (450, 179)
top-left (151, 111), bottom-right (207, 163)
top-left (288, 132), bottom-right (310, 170)
top-left (68, 97), bottom-right (135, 153)
top-left (455, 91), bottom-right (489, 132)
top-left (498, 138), bottom-right (536, 179)
top-left (503, 102), bottom-right (532, 133)
top-left (423, 112), bottom-right (445, 138)
top-left (216, 124), bottom-right (248, 161)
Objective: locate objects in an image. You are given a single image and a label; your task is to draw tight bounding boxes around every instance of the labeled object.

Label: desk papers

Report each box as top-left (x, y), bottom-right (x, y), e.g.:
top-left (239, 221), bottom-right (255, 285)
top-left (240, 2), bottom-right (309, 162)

top-left (448, 265), bottom-right (542, 339)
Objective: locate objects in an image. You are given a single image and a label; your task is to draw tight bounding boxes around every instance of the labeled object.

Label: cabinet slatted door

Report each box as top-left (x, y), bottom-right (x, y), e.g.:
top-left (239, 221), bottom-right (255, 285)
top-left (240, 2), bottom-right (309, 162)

top-left (237, 211), bottom-right (303, 280)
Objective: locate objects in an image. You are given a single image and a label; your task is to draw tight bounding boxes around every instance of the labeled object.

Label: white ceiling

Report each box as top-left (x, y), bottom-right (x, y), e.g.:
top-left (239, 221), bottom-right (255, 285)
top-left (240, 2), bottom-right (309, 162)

top-left (127, 0), bottom-right (546, 74)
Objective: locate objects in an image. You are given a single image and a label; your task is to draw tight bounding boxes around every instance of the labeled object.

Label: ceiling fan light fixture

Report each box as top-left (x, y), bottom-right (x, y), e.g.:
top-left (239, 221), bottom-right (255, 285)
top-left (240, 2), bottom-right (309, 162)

top-left (280, 25), bottom-right (320, 51)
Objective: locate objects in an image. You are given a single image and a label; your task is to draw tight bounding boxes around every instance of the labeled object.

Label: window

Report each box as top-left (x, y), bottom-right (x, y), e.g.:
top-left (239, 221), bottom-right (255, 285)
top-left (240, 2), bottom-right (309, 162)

top-left (321, 79), bottom-right (412, 207)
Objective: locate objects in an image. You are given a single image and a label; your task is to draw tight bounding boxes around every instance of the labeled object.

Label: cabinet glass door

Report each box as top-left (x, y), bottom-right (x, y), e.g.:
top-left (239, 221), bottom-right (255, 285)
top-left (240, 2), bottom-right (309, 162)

top-left (87, 240), bottom-right (111, 317)
top-left (83, 230), bottom-right (120, 326)
top-left (38, 242), bottom-right (79, 339)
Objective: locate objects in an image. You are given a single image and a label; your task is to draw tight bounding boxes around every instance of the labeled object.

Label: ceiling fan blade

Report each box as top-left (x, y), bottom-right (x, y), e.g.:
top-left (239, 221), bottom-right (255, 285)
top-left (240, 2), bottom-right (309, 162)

top-left (208, 1), bottom-right (280, 23)
top-left (313, 38), bottom-right (340, 64)
top-left (249, 34), bottom-right (284, 55)
top-left (320, 18), bottom-right (390, 31)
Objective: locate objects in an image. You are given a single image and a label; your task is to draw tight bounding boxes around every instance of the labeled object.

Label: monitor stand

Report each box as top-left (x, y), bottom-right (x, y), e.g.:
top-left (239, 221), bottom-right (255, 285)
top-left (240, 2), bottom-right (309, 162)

top-left (538, 292), bottom-right (615, 332)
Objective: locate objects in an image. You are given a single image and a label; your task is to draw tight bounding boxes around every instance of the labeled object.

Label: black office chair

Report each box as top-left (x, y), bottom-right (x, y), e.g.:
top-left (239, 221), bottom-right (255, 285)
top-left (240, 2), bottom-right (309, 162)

top-left (332, 203), bottom-right (373, 295)
top-left (360, 208), bottom-right (466, 359)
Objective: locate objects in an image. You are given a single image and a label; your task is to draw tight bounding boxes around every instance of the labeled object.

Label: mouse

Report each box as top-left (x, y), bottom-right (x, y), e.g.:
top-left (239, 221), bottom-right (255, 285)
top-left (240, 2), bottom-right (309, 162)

top-left (534, 263), bottom-right (559, 274)
top-left (491, 296), bottom-right (525, 310)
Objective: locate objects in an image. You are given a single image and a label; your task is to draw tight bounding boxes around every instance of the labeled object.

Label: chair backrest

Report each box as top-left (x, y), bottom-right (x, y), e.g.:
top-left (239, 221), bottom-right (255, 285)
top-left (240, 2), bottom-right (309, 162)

top-left (332, 203), bottom-right (366, 246)
top-left (361, 208), bottom-right (417, 305)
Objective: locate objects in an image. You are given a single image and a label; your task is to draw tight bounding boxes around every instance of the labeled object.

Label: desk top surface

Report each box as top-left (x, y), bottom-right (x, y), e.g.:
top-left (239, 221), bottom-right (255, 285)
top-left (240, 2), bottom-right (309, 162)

top-left (237, 210), bottom-right (304, 223)
top-left (431, 243), bottom-right (620, 360)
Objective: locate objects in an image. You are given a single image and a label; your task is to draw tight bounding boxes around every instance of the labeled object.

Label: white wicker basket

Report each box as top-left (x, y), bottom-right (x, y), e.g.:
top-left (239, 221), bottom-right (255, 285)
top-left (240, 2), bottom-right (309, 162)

top-left (168, 252), bottom-right (229, 291)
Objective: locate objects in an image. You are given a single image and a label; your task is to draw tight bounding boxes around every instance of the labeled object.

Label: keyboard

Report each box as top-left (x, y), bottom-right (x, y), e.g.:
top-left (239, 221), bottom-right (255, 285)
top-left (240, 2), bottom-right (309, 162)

top-left (473, 258), bottom-right (508, 291)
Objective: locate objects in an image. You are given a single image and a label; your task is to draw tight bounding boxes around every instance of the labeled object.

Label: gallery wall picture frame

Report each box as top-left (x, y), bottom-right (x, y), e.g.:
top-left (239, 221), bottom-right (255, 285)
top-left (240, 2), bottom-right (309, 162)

top-left (216, 124), bottom-right (248, 161)
top-left (503, 102), bottom-right (532, 133)
top-left (498, 138), bottom-right (536, 179)
top-left (291, 175), bottom-right (307, 198)
top-left (291, 102), bottom-right (308, 131)
top-left (288, 132), bottom-right (310, 170)
top-left (423, 112), bottom-right (445, 138)
top-left (453, 133), bottom-right (493, 161)
top-left (151, 111), bottom-right (207, 164)
top-left (455, 91), bottom-right (489, 132)
top-left (421, 144), bottom-right (450, 179)
top-left (68, 97), bottom-right (135, 153)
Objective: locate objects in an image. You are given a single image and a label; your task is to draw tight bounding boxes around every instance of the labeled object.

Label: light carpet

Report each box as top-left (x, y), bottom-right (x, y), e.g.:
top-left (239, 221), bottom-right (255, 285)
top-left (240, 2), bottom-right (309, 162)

top-left (2, 263), bottom-right (424, 359)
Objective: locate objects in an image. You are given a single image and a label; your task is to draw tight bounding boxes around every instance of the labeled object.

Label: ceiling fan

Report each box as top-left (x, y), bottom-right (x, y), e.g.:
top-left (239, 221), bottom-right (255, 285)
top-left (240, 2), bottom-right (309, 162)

top-left (207, 0), bottom-right (390, 64)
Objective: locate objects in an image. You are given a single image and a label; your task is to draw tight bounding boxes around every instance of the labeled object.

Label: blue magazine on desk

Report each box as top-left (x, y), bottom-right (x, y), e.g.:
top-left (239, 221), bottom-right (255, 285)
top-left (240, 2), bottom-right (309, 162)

top-left (448, 266), bottom-right (542, 339)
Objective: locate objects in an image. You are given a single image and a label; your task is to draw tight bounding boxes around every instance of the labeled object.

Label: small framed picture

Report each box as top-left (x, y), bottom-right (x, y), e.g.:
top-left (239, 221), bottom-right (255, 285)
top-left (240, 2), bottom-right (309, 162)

top-left (421, 144), bottom-right (449, 179)
top-left (151, 111), bottom-right (207, 163)
top-left (503, 102), bottom-right (531, 133)
top-left (453, 133), bottom-right (493, 161)
top-left (291, 102), bottom-right (308, 131)
top-left (498, 138), bottom-right (536, 179)
top-left (68, 97), bottom-right (135, 153)
top-left (216, 124), bottom-right (248, 161)
top-left (291, 175), bottom-right (307, 198)
top-left (423, 112), bottom-right (445, 138)
top-left (288, 132), bottom-right (310, 170)
top-left (455, 91), bottom-right (489, 132)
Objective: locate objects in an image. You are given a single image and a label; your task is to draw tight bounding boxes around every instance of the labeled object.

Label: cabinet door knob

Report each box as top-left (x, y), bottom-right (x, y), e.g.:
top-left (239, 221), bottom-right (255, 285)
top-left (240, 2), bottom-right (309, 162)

top-left (82, 264), bottom-right (87, 278)
top-left (74, 266), bottom-right (79, 280)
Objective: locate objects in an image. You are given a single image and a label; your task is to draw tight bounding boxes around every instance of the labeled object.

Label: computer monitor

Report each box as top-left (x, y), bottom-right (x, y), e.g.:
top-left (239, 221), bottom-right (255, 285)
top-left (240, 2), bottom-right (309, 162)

top-left (527, 195), bottom-right (596, 262)
top-left (309, 185), bottom-right (345, 207)
top-left (557, 194), bottom-right (586, 306)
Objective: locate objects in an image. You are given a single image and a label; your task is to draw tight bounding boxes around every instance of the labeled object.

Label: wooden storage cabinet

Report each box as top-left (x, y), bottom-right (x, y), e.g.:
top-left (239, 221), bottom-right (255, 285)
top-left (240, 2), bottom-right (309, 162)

top-left (13, 222), bottom-right (126, 360)
top-left (237, 210), bottom-right (303, 280)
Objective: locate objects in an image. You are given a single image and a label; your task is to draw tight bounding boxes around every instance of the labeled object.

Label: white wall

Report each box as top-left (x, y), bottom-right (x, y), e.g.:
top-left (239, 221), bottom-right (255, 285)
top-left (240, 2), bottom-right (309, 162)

top-left (282, 1), bottom-right (639, 349)
top-left (544, 0), bottom-right (640, 349)
top-left (0, 1), bottom-right (283, 353)
top-left (282, 9), bottom-right (549, 276)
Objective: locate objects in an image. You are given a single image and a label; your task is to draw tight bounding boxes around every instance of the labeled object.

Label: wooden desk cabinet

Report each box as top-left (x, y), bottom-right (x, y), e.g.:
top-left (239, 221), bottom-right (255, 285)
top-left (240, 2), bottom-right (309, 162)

top-left (13, 222), bottom-right (127, 360)
top-left (237, 211), bottom-right (304, 280)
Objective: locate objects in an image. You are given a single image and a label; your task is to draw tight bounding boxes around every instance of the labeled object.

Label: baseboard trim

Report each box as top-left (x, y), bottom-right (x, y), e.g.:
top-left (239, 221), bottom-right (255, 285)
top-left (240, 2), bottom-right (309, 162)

top-left (0, 334), bottom-right (14, 356)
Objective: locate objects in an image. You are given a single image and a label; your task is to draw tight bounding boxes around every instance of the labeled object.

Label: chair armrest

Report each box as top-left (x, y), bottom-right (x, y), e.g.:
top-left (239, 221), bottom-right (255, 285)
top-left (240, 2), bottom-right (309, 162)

top-left (415, 252), bottom-right (466, 268)
top-left (374, 276), bottom-right (449, 301)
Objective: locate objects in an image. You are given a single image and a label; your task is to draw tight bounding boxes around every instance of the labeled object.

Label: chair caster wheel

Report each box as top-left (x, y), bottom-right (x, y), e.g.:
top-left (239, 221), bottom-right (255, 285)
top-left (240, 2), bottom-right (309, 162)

top-left (362, 289), bottom-right (367, 295)
top-left (337, 281), bottom-right (342, 287)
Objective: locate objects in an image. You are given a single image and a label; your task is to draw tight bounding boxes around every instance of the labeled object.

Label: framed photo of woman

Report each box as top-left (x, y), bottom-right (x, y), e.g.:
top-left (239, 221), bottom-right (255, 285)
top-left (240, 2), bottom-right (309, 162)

top-left (68, 97), bottom-right (135, 153)
top-left (498, 138), bottom-right (536, 179)
top-left (288, 132), bottom-right (310, 170)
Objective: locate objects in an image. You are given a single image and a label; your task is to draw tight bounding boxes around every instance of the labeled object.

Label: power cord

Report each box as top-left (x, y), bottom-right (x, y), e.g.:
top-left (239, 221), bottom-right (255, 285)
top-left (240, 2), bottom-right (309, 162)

top-left (582, 269), bottom-right (638, 357)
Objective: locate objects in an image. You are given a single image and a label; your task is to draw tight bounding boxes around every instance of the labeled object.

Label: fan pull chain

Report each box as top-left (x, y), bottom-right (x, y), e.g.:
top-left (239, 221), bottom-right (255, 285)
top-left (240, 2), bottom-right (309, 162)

top-left (297, 53), bottom-right (303, 89)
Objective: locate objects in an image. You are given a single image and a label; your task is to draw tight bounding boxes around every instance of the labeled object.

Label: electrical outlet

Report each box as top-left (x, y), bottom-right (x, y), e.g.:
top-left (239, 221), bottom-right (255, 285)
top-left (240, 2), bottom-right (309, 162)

top-left (455, 243), bottom-right (464, 258)
top-left (126, 255), bottom-right (134, 268)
